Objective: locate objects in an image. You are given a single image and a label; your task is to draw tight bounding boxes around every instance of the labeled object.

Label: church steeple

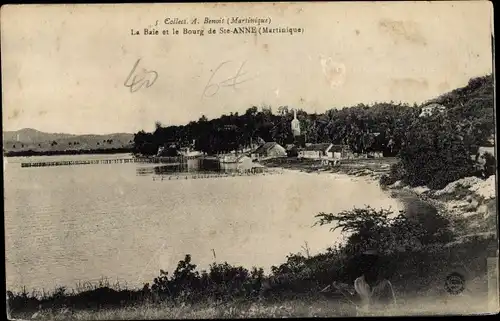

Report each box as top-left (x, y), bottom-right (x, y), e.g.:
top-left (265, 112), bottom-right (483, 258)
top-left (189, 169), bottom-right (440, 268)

top-left (291, 108), bottom-right (301, 137)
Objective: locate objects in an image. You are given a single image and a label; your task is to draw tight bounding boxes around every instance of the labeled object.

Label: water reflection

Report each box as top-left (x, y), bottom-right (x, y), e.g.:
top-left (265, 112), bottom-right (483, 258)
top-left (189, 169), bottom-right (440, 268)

top-left (136, 158), bottom-right (241, 177)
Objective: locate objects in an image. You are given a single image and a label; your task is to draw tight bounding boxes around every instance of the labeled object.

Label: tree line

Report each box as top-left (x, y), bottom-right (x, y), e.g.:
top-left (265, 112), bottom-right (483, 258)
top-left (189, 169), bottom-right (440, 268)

top-left (133, 103), bottom-right (421, 157)
top-left (133, 75), bottom-right (493, 161)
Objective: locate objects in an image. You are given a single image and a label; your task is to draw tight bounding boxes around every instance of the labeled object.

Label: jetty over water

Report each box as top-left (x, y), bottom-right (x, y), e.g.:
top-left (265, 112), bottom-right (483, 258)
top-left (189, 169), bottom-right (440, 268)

top-left (152, 168), bottom-right (284, 181)
top-left (20, 156), bottom-right (201, 168)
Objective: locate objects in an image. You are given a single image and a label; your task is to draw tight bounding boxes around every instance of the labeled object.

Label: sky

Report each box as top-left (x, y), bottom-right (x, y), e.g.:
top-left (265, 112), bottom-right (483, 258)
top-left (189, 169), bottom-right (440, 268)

top-left (1, 2), bottom-right (494, 135)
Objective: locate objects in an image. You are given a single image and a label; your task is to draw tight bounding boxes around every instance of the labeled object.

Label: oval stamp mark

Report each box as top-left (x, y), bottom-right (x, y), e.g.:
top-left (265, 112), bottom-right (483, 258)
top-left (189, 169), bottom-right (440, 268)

top-left (445, 272), bottom-right (465, 295)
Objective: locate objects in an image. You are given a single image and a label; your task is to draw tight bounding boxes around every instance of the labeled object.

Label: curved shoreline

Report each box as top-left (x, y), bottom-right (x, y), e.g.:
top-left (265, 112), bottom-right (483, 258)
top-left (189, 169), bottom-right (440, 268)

top-left (6, 158), bottom-right (497, 318)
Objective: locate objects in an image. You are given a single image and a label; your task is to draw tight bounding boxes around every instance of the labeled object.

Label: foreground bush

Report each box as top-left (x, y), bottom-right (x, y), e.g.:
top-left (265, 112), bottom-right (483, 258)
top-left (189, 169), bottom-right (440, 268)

top-left (315, 205), bottom-right (454, 254)
top-left (397, 112), bottom-right (479, 189)
top-left (149, 256), bottom-right (265, 303)
top-left (379, 162), bottom-right (406, 188)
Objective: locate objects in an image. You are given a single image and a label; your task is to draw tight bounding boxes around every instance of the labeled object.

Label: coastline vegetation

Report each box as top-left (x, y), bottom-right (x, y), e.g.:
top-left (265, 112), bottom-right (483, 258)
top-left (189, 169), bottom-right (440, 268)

top-left (133, 75), bottom-right (493, 156)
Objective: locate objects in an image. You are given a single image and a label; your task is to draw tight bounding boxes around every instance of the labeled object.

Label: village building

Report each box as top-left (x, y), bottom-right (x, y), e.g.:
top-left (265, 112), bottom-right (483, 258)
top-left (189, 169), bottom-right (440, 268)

top-left (236, 155), bottom-right (265, 173)
top-left (487, 135), bottom-right (495, 146)
top-left (367, 151), bottom-right (384, 158)
top-left (291, 109), bottom-right (301, 137)
top-left (251, 142), bottom-right (287, 161)
top-left (157, 142), bottom-right (178, 157)
top-left (286, 144), bottom-right (298, 157)
top-left (177, 140), bottom-right (203, 157)
top-left (298, 143), bottom-right (331, 159)
top-left (330, 144), bottom-right (353, 159)
top-left (219, 154), bottom-right (266, 173)
top-left (219, 153), bottom-right (244, 163)
top-left (298, 143), bottom-right (350, 160)
top-left (178, 146), bottom-right (203, 157)
top-left (474, 146), bottom-right (495, 161)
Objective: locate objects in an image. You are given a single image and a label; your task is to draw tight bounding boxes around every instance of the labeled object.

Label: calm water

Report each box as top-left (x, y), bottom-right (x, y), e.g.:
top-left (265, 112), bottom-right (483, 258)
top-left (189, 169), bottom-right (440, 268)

top-left (4, 154), bottom-right (401, 292)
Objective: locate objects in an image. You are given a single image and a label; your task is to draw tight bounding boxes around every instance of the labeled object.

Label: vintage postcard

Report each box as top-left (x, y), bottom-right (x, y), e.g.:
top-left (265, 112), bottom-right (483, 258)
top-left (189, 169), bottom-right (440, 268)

top-left (2, 1), bottom-right (498, 318)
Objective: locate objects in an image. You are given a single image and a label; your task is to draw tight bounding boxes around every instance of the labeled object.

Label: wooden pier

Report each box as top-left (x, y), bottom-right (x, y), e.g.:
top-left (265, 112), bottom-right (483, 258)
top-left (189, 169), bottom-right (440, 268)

top-left (152, 169), bottom-right (284, 181)
top-left (20, 156), bottom-right (202, 168)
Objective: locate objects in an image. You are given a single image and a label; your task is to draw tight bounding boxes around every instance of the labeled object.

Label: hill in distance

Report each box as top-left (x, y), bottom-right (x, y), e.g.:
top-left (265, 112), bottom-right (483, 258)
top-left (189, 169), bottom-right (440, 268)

top-left (427, 74), bottom-right (493, 109)
top-left (2, 128), bottom-right (134, 153)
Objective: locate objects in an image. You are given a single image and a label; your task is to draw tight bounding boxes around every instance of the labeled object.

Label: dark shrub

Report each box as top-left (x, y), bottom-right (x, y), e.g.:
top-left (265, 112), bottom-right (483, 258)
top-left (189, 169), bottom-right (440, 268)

top-left (398, 113), bottom-right (476, 189)
top-left (380, 162), bottom-right (405, 188)
top-left (315, 205), bottom-right (455, 256)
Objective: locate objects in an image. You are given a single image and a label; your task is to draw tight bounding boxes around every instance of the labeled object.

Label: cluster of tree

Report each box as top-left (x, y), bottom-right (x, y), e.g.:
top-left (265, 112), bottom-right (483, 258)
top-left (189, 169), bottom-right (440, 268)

top-left (132, 74), bottom-right (494, 188)
top-left (134, 74), bottom-right (493, 160)
top-left (382, 74), bottom-right (495, 189)
top-left (133, 103), bottom-right (421, 156)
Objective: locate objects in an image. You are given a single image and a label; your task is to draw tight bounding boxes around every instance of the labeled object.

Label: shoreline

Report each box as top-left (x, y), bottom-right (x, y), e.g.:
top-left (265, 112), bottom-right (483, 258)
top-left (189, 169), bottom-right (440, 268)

top-left (6, 167), bottom-right (387, 294)
top-left (6, 157), bottom-right (498, 318)
top-left (263, 157), bottom-right (497, 236)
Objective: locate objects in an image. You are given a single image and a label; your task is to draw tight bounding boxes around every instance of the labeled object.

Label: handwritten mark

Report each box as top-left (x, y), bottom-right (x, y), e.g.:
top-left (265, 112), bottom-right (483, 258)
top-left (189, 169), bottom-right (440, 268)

top-left (202, 60), bottom-right (258, 98)
top-left (124, 58), bottom-right (159, 93)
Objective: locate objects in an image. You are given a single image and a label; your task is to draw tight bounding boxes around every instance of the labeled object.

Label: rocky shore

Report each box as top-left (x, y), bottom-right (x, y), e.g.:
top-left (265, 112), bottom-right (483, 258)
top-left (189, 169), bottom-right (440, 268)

top-left (386, 175), bottom-right (497, 237)
top-left (262, 157), bottom-right (497, 239)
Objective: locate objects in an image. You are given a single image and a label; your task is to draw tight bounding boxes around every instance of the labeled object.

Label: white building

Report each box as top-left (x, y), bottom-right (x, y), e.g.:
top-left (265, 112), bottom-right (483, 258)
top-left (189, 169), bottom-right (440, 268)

top-left (291, 109), bottom-right (301, 137)
top-left (251, 142), bottom-right (287, 161)
top-left (298, 143), bottom-right (350, 160)
top-left (419, 103), bottom-right (446, 118)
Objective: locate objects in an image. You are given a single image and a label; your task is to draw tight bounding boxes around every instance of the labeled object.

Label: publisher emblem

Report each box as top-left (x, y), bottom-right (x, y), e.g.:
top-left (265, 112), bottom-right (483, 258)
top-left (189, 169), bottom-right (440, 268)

top-left (445, 272), bottom-right (465, 295)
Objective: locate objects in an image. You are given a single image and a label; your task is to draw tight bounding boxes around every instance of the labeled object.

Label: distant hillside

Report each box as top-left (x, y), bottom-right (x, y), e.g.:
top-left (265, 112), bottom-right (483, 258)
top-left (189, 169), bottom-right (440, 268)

top-left (427, 74), bottom-right (493, 109)
top-left (2, 128), bottom-right (77, 143)
top-left (425, 74), bottom-right (495, 146)
top-left (2, 128), bottom-right (134, 155)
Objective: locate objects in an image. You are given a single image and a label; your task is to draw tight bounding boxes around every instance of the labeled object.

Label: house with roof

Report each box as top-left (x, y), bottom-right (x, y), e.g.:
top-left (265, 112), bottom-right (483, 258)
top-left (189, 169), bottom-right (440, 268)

top-left (328, 144), bottom-right (352, 159)
top-left (157, 142), bottom-right (179, 157)
top-left (236, 155), bottom-right (265, 173)
top-left (219, 154), bottom-right (267, 173)
top-left (251, 142), bottom-right (287, 161)
top-left (220, 154), bottom-right (251, 164)
top-left (474, 146), bottom-right (495, 161)
top-left (178, 146), bottom-right (203, 157)
top-left (298, 143), bottom-right (331, 159)
top-left (285, 144), bottom-right (298, 157)
top-left (298, 143), bottom-right (350, 160)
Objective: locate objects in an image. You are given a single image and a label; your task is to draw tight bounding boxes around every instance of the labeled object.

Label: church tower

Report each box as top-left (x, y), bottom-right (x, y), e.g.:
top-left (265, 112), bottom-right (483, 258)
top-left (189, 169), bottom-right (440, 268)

top-left (291, 109), bottom-right (301, 137)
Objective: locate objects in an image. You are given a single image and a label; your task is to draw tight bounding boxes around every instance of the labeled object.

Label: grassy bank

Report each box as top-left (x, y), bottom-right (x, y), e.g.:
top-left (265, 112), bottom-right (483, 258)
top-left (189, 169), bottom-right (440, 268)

top-left (7, 237), bottom-right (496, 319)
top-left (10, 294), bottom-right (493, 320)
